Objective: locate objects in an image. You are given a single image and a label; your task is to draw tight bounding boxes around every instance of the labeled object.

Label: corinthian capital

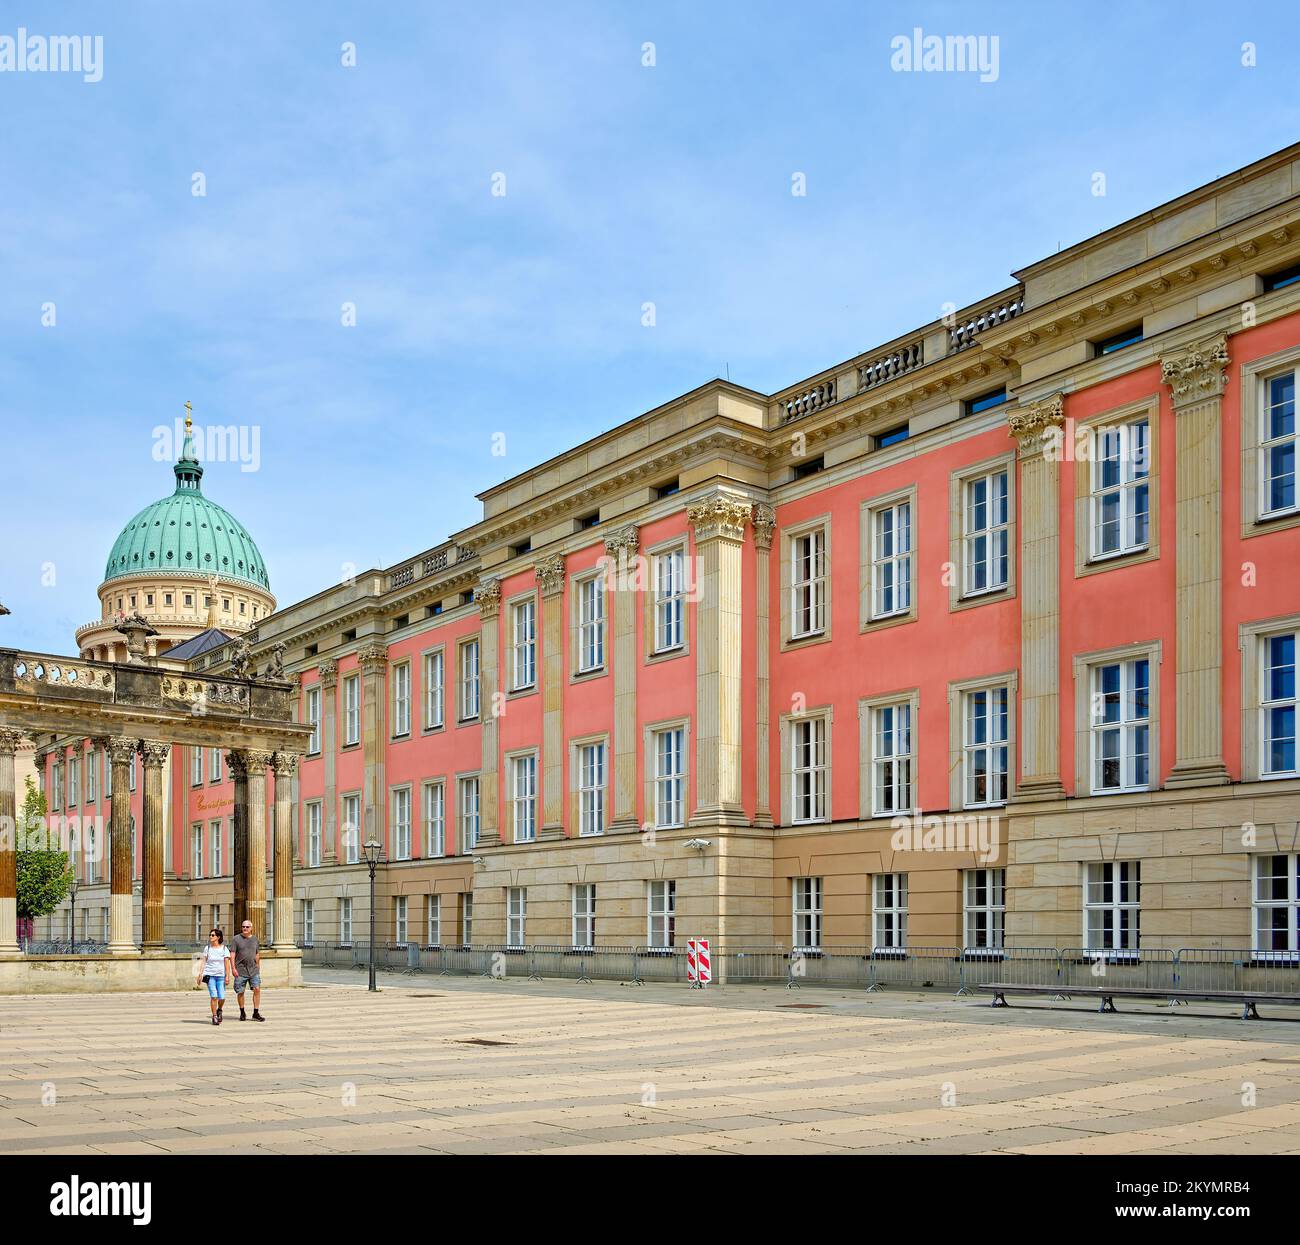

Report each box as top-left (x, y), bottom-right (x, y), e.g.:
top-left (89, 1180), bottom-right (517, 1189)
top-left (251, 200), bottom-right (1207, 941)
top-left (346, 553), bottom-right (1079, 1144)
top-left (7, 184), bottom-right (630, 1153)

top-left (602, 526), bottom-right (639, 560)
top-left (1160, 334), bottom-right (1229, 408)
top-left (241, 748), bottom-right (274, 776)
top-left (752, 502), bottom-right (776, 552)
top-left (316, 659), bottom-right (338, 688)
top-left (140, 741), bottom-right (170, 769)
top-left (1007, 394), bottom-right (1066, 458)
top-left (535, 554), bottom-right (566, 598)
top-left (0, 729), bottom-right (26, 756)
top-left (271, 751), bottom-right (300, 777)
top-left (356, 641), bottom-right (389, 671)
top-left (476, 576), bottom-right (502, 620)
top-left (687, 491), bottom-right (753, 543)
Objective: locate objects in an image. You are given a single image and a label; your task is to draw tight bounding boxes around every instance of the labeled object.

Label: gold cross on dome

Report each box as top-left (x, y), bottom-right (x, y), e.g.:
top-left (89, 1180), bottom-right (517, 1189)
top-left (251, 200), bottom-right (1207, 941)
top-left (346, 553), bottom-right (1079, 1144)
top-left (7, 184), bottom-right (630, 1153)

top-left (184, 400), bottom-right (193, 431)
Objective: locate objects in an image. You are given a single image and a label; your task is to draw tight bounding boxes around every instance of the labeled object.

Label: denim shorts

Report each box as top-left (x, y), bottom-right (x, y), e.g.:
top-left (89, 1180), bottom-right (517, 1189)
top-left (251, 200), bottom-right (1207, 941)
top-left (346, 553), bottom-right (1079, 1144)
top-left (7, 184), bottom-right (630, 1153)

top-left (234, 974), bottom-right (260, 993)
top-left (205, 975), bottom-right (226, 1001)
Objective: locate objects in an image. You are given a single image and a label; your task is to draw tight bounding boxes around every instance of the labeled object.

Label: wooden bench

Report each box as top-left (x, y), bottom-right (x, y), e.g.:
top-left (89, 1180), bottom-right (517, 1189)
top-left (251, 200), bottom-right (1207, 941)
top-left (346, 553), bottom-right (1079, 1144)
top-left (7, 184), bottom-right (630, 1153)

top-left (977, 982), bottom-right (1300, 1020)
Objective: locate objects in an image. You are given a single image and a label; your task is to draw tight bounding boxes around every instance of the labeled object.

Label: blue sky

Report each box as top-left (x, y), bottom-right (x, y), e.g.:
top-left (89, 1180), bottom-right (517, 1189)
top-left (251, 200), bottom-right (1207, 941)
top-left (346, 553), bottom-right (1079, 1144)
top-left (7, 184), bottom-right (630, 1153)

top-left (3, 1), bottom-right (1299, 654)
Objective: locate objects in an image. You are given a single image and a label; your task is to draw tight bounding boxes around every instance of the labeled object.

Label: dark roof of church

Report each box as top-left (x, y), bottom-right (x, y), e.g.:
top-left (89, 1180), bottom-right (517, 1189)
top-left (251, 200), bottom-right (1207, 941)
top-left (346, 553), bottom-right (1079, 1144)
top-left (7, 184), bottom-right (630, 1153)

top-left (163, 628), bottom-right (232, 661)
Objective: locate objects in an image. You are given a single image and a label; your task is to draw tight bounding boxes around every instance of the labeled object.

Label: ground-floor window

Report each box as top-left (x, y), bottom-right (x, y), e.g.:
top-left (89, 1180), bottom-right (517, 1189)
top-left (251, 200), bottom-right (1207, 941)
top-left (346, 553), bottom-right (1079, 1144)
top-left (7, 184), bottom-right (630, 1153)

top-left (1084, 861), bottom-right (1140, 953)
top-left (193, 905), bottom-right (203, 944)
top-left (572, 884), bottom-right (596, 948)
top-left (426, 894), bottom-right (440, 947)
top-left (963, 868), bottom-right (1005, 951)
top-left (647, 880), bottom-right (676, 949)
top-left (302, 900), bottom-right (314, 947)
top-left (340, 897), bottom-right (353, 945)
top-left (1254, 853), bottom-right (1300, 954)
top-left (507, 887), bottom-right (526, 948)
top-left (792, 876), bottom-right (822, 951)
top-left (461, 893), bottom-right (474, 945)
top-left (873, 873), bottom-right (908, 950)
top-left (395, 895), bottom-right (409, 945)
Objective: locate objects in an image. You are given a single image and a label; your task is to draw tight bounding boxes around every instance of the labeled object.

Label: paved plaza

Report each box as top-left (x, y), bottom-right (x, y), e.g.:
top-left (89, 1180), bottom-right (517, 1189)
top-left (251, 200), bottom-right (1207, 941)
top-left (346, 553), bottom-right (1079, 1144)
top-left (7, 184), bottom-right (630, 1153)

top-left (2, 971), bottom-right (1299, 1155)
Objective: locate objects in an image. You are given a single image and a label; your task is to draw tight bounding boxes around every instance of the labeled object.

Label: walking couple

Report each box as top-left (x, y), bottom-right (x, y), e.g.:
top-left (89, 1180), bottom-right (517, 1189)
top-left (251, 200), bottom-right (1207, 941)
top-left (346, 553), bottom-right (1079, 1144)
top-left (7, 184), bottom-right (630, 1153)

top-left (197, 920), bottom-right (266, 1026)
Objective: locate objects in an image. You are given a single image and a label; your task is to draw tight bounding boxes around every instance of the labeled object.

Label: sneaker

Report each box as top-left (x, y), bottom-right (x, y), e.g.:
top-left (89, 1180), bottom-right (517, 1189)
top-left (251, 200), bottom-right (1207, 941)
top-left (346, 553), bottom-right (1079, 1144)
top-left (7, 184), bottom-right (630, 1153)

top-left (252, 1011), bottom-right (265, 1022)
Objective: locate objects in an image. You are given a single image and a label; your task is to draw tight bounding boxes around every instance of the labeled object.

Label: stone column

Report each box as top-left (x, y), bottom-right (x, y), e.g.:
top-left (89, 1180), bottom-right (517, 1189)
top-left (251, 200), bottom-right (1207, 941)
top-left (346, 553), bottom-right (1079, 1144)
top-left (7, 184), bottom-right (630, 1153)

top-left (605, 526), bottom-right (640, 833)
top-left (752, 503), bottom-right (776, 828)
top-left (1008, 396), bottom-right (1067, 801)
top-left (318, 661), bottom-right (339, 860)
top-left (227, 751), bottom-right (248, 929)
top-left (0, 729), bottom-right (24, 956)
top-left (107, 737), bottom-right (138, 954)
top-left (1161, 334), bottom-right (1232, 787)
top-left (272, 752), bottom-right (298, 947)
top-left (476, 578), bottom-right (503, 846)
top-left (139, 741), bottom-right (169, 950)
top-left (688, 491), bottom-right (752, 828)
top-left (536, 555), bottom-right (567, 840)
top-left (242, 749), bottom-right (272, 941)
top-left (357, 643), bottom-right (389, 853)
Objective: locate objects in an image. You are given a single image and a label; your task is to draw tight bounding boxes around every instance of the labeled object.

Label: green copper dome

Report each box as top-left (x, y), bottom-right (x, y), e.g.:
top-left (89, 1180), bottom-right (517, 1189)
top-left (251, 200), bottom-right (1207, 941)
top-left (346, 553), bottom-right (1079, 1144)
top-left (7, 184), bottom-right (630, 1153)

top-left (102, 420), bottom-right (271, 592)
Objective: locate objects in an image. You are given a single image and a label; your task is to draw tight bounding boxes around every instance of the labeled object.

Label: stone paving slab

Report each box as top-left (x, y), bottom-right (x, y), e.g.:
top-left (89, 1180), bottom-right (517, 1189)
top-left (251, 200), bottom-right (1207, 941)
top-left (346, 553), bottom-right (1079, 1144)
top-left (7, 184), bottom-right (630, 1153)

top-left (0, 968), bottom-right (1296, 1154)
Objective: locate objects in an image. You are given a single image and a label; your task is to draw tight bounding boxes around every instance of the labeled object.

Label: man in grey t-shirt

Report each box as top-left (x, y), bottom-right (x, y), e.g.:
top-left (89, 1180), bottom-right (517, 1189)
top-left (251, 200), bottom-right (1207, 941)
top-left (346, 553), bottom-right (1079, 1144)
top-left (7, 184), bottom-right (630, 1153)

top-left (231, 921), bottom-right (264, 1022)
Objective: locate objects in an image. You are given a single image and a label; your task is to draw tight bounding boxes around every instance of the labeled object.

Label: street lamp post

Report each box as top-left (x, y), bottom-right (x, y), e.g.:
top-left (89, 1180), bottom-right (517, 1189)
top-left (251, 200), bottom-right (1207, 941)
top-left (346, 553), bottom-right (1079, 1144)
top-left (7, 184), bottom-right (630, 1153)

top-left (68, 876), bottom-right (79, 952)
top-left (363, 838), bottom-right (383, 993)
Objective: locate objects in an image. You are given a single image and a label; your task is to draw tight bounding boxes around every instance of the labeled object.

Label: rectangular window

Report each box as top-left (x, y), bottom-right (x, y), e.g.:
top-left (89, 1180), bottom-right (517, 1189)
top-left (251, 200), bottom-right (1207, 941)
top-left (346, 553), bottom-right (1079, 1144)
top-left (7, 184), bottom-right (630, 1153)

top-left (654, 547), bottom-right (686, 652)
top-left (873, 873), bottom-right (908, 950)
top-left (395, 895), bottom-right (408, 946)
top-left (507, 887), bottom-right (526, 948)
top-left (871, 501), bottom-right (912, 619)
top-left (51, 761), bottom-right (61, 811)
top-left (872, 702), bottom-right (913, 816)
top-left (965, 386), bottom-right (1007, 416)
top-left (578, 742), bottom-right (606, 836)
top-left (210, 820), bottom-right (223, 876)
top-left (103, 748), bottom-right (111, 797)
top-left (572, 884), bottom-right (596, 948)
top-left (425, 894), bottom-right (440, 947)
top-left (647, 880), bottom-right (676, 949)
top-left (512, 599), bottom-right (537, 690)
top-left (86, 749), bottom-right (95, 802)
top-left (191, 747), bottom-right (203, 786)
top-left (458, 776), bottom-right (480, 853)
top-left (423, 781), bottom-right (446, 857)
top-left (67, 755), bottom-right (78, 807)
top-left (85, 826), bottom-right (97, 883)
top-left (1090, 419), bottom-right (1149, 559)
top-left (191, 825), bottom-right (203, 879)
top-left (963, 868), bottom-right (1005, 951)
top-left (392, 661), bottom-right (411, 737)
top-left (339, 897), bottom-right (353, 945)
top-left (1091, 659), bottom-right (1151, 792)
top-left (510, 754), bottom-right (538, 844)
top-left (307, 801), bottom-right (322, 868)
top-left (790, 529), bottom-right (827, 638)
top-left (653, 727), bottom-right (685, 828)
top-left (1093, 325), bottom-right (1144, 355)
top-left (1084, 861), bottom-right (1141, 952)
top-left (792, 876), bottom-right (823, 952)
top-left (209, 748), bottom-right (222, 783)
top-left (194, 906), bottom-right (204, 944)
top-left (963, 687), bottom-right (1009, 808)
top-left (459, 639), bottom-right (480, 720)
top-left (791, 717), bottom-right (827, 824)
top-left (341, 793), bottom-right (360, 863)
top-left (1253, 854), bottom-right (1300, 954)
top-left (344, 675), bottom-right (361, 746)
top-left (1262, 370), bottom-right (1297, 517)
top-left (302, 899), bottom-right (315, 947)
top-left (423, 650), bottom-right (444, 729)
top-left (962, 470), bottom-right (1009, 596)
top-left (461, 893), bottom-right (474, 945)
top-left (306, 687), bottom-right (321, 754)
top-left (577, 575), bottom-right (605, 672)
top-left (1262, 633), bottom-right (1297, 776)
top-left (392, 788), bottom-right (412, 861)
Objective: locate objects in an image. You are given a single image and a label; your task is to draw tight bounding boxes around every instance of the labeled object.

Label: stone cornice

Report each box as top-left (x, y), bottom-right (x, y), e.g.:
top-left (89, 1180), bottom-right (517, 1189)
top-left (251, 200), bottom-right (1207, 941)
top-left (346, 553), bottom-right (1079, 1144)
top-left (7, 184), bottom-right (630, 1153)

top-left (1160, 334), bottom-right (1230, 408)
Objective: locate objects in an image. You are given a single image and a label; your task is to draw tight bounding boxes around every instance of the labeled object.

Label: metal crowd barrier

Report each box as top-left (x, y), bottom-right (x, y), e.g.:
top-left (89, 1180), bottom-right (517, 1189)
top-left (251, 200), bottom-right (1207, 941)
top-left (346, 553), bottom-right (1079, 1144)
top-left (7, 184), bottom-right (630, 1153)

top-left (1059, 947), bottom-right (1178, 992)
top-left (1173, 948), bottom-right (1300, 995)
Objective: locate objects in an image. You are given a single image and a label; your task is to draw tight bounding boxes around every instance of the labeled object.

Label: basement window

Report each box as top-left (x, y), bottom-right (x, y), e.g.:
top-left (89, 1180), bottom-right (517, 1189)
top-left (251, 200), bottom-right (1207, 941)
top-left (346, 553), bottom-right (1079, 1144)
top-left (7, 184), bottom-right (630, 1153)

top-left (1092, 325), bottom-right (1144, 356)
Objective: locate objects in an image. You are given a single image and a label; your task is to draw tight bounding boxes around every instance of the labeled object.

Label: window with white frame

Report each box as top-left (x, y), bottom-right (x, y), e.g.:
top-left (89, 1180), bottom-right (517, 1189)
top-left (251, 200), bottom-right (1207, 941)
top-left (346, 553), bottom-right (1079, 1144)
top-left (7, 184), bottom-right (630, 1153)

top-left (792, 876), bottom-right (823, 952)
top-left (647, 880), bottom-right (676, 949)
top-left (791, 717), bottom-right (827, 823)
top-left (458, 776), bottom-right (480, 852)
top-left (85, 826), bottom-right (97, 883)
top-left (68, 754), bottom-right (78, 806)
top-left (654, 546), bottom-right (686, 652)
top-left (103, 748), bottom-right (111, 797)
top-left (459, 639), bottom-right (480, 720)
top-left (461, 893), bottom-right (474, 945)
top-left (1090, 419), bottom-right (1149, 559)
top-left (510, 754), bottom-right (537, 843)
top-left (653, 727), bottom-right (685, 828)
top-left (1260, 370), bottom-right (1297, 518)
top-left (577, 574), bottom-right (605, 672)
top-left (873, 873), bottom-right (908, 950)
top-left (86, 749), bottom-right (95, 802)
top-left (307, 801), bottom-right (322, 867)
top-left (423, 781), bottom-right (445, 856)
top-left (425, 894), bottom-right (440, 946)
top-left (191, 825), bottom-right (203, 879)
top-left (210, 748), bottom-right (222, 782)
top-left (302, 899), bottom-right (315, 947)
top-left (341, 793), bottom-right (361, 863)
top-left (511, 598), bottom-right (537, 690)
top-left (1262, 632), bottom-right (1297, 777)
top-left (507, 887), bottom-right (526, 948)
top-left (1091, 658), bottom-right (1151, 792)
top-left (962, 469), bottom-right (1009, 595)
top-left (194, 906), bottom-right (204, 943)
top-left (344, 674), bottom-right (361, 746)
top-left (191, 746), bottom-right (203, 786)
top-left (51, 760), bottom-right (61, 811)
top-left (572, 884), bottom-right (596, 948)
top-left (392, 788), bottom-right (412, 861)
top-left (963, 686), bottom-right (1009, 808)
top-left (577, 741), bottom-right (606, 836)
top-left (872, 701), bottom-right (913, 816)
top-left (340, 897), bottom-right (353, 945)
top-left (423, 649), bottom-right (444, 729)
top-left (963, 868), bottom-right (1005, 951)
top-left (210, 820), bottom-right (223, 876)
top-left (395, 895), bottom-right (408, 945)
top-left (1084, 861), bottom-right (1141, 952)
top-left (1253, 854), bottom-right (1299, 954)
top-left (306, 687), bottom-right (321, 754)
top-left (871, 500), bottom-right (912, 619)
top-left (392, 661), bottom-right (411, 737)
top-left (790, 528), bottom-right (826, 638)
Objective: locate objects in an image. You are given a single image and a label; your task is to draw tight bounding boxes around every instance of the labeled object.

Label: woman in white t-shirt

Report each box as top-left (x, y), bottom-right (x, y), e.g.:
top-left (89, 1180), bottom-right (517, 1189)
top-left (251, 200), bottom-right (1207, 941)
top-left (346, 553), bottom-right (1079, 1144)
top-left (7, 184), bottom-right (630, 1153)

top-left (197, 928), bottom-right (233, 1025)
